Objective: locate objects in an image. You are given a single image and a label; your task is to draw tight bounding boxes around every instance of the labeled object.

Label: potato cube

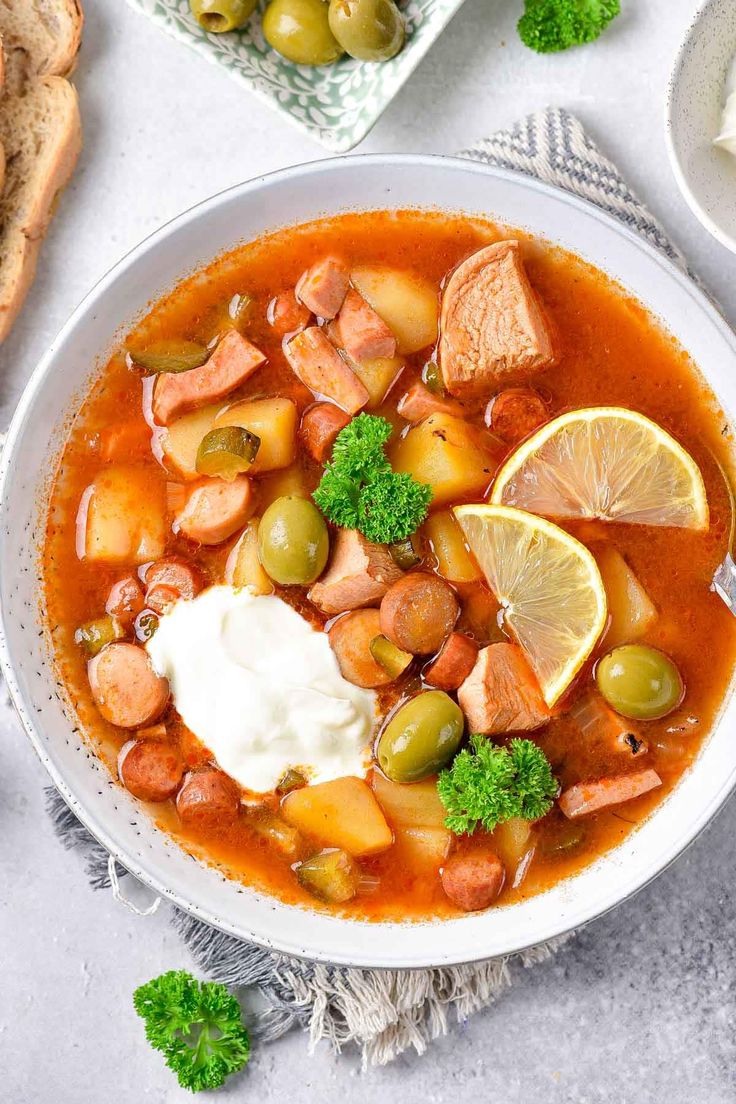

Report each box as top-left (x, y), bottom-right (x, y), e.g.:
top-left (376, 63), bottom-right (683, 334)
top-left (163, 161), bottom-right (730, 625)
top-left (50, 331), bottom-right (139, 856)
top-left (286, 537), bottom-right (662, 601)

top-left (371, 771), bottom-right (447, 828)
top-left (351, 267), bottom-right (439, 355)
top-left (394, 826), bottom-right (451, 869)
top-left (226, 519), bottom-right (274, 595)
top-left (350, 355), bottom-right (405, 408)
top-left (282, 776), bottom-right (393, 857)
top-left (215, 397), bottom-right (297, 474)
top-left (390, 413), bottom-right (497, 507)
top-left (423, 509), bottom-right (481, 583)
top-left (161, 403), bottom-right (219, 480)
top-left (258, 465), bottom-right (309, 511)
top-left (77, 466), bottom-right (166, 565)
top-left (595, 545), bottom-right (658, 649)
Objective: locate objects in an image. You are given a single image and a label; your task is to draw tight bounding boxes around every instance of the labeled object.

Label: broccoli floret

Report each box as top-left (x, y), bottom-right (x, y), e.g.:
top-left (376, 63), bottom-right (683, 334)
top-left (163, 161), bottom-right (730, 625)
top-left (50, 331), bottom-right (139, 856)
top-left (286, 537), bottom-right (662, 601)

top-left (518, 0), bottom-right (621, 53)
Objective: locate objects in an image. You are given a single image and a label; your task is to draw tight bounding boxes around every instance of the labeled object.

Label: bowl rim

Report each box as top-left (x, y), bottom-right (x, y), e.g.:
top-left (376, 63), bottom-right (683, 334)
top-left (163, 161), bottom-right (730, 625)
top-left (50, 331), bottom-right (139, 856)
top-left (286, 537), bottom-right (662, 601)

top-left (665, 0), bottom-right (736, 254)
top-left (3, 152), bottom-right (736, 968)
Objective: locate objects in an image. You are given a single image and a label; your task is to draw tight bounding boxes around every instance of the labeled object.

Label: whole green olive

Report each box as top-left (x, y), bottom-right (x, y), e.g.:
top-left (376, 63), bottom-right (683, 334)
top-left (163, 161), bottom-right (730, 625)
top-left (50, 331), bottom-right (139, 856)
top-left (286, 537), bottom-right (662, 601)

top-left (376, 690), bottom-right (464, 783)
top-left (328, 0), bottom-right (405, 61)
top-left (263, 0), bottom-right (344, 65)
top-left (596, 644), bottom-right (684, 720)
top-left (189, 0), bottom-right (257, 33)
top-left (258, 496), bottom-right (329, 585)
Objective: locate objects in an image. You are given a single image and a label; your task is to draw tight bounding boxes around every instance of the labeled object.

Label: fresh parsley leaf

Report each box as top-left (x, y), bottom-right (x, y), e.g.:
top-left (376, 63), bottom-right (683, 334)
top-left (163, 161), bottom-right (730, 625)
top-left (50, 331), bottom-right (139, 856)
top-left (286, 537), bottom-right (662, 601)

top-left (518, 0), bottom-right (620, 54)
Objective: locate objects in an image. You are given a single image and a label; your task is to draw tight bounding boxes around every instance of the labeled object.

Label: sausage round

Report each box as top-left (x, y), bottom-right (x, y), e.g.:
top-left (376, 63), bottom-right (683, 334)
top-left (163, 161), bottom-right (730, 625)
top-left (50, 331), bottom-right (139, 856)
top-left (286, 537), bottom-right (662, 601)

top-left (144, 558), bottom-right (202, 602)
top-left (441, 848), bottom-right (506, 912)
top-left (300, 402), bottom-right (351, 463)
top-left (106, 575), bottom-right (145, 624)
top-left (268, 290), bottom-right (312, 336)
top-left (329, 609), bottom-right (394, 689)
top-left (488, 388), bottom-right (548, 446)
top-left (380, 573), bottom-right (459, 655)
top-left (176, 769), bottom-right (240, 830)
top-left (88, 643), bottom-right (170, 729)
top-left (119, 740), bottom-right (184, 802)
top-left (424, 632), bottom-right (479, 691)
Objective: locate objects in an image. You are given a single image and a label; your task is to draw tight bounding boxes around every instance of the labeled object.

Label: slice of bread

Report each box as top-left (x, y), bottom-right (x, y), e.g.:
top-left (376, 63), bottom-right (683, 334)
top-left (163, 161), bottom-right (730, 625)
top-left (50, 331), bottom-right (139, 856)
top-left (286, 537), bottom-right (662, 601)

top-left (0, 0), bottom-right (83, 93)
top-left (0, 76), bottom-right (81, 342)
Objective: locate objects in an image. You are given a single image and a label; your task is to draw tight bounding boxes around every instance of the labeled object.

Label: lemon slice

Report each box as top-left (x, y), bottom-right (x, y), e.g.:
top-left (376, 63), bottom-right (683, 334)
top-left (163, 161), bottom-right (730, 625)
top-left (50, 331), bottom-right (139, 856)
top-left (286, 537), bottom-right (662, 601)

top-left (491, 407), bottom-right (708, 529)
top-left (454, 504), bottom-right (607, 706)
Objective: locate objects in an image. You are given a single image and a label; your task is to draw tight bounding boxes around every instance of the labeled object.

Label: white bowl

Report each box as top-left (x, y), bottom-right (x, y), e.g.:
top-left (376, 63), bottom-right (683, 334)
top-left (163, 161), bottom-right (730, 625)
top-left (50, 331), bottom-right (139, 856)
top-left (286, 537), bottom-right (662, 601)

top-left (666, 0), bottom-right (736, 252)
top-left (2, 155), bottom-right (736, 969)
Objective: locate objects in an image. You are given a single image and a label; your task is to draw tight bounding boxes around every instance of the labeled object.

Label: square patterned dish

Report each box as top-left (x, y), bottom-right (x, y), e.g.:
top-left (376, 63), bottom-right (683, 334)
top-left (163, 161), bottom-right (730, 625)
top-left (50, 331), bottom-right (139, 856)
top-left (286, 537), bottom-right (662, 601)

top-left (128, 0), bottom-right (469, 150)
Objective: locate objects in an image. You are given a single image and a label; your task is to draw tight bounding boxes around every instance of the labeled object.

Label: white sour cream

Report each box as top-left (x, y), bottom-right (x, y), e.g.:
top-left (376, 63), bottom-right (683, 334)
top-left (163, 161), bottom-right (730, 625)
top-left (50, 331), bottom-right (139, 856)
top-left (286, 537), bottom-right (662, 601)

top-left (714, 54), bottom-right (736, 157)
top-left (146, 586), bottom-right (376, 793)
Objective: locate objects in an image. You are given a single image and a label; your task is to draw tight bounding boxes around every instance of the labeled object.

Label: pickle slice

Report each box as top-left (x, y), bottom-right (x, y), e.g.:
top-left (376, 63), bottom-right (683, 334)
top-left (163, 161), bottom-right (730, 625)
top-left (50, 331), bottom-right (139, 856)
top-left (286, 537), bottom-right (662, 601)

top-left (229, 292), bottom-right (255, 329)
top-left (75, 616), bottom-right (125, 656)
top-left (276, 768), bottom-right (308, 794)
top-left (296, 849), bottom-right (358, 904)
top-left (388, 536), bottom-right (421, 570)
top-left (370, 634), bottom-right (412, 680)
top-left (422, 360), bottom-right (444, 395)
top-left (128, 339), bottom-right (209, 374)
top-left (195, 426), bottom-right (261, 481)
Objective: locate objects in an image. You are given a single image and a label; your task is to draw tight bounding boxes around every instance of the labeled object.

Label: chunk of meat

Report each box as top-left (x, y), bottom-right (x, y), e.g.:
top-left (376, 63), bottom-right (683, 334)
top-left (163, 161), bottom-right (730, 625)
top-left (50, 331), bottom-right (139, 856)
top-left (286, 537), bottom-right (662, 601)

top-left (397, 381), bottom-right (464, 423)
top-left (441, 848), bottom-right (505, 911)
top-left (308, 528), bottom-right (403, 615)
top-left (457, 643), bottom-right (551, 734)
top-left (88, 642), bottom-right (170, 729)
top-left (300, 402), bottom-right (351, 463)
top-left (105, 575), bottom-right (145, 625)
top-left (295, 256), bottom-right (349, 319)
top-left (331, 289), bottom-right (397, 362)
top-left (151, 330), bottom-right (266, 426)
top-left (144, 558), bottom-right (202, 603)
top-left (559, 768), bottom-right (662, 820)
top-left (284, 327), bottom-right (369, 415)
top-left (329, 609), bottom-right (393, 689)
top-left (119, 739), bottom-right (184, 802)
top-left (176, 769), bottom-right (241, 829)
top-left (174, 475), bottom-right (254, 545)
top-left (569, 690), bottom-right (647, 758)
top-left (380, 573), bottom-right (459, 655)
top-left (439, 241), bottom-right (556, 396)
top-left (424, 632), bottom-right (479, 691)
top-left (488, 387), bottom-right (548, 445)
top-left (267, 289), bottom-right (312, 336)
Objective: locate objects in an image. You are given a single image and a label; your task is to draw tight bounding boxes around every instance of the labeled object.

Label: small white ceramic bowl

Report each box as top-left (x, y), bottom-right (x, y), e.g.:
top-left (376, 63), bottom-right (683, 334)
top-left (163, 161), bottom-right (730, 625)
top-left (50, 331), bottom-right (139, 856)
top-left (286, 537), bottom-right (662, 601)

top-left (666, 0), bottom-right (736, 252)
top-left (2, 155), bottom-right (736, 968)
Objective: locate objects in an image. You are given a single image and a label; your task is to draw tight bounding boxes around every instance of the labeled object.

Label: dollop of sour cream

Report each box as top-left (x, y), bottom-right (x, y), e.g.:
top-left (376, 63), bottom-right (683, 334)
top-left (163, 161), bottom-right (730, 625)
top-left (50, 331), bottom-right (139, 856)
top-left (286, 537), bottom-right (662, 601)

top-left (714, 54), bottom-right (736, 157)
top-left (146, 586), bottom-right (376, 793)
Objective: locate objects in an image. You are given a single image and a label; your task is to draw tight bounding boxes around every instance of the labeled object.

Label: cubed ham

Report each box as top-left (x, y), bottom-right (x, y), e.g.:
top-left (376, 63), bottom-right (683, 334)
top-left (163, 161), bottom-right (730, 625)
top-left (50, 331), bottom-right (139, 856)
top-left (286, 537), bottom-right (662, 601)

top-left (267, 290), bottom-right (312, 336)
top-left (300, 403), bottom-right (351, 463)
top-left (559, 768), bottom-right (662, 820)
top-left (397, 381), bottom-right (464, 423)
top-left (457, 642), bottom-right (551, 734)
top-left (151, 330), bottom-right (266, 426)
top-left (284, 327), bottom-right (369, 415)
top-left (439, 241), bottom-right (556, 397)
top-left (331, 288), bottom-right (397, 362)
top-left (295, 256), bottom-right (349, 319)
top-left (308, 528), bottom-right (404, 615)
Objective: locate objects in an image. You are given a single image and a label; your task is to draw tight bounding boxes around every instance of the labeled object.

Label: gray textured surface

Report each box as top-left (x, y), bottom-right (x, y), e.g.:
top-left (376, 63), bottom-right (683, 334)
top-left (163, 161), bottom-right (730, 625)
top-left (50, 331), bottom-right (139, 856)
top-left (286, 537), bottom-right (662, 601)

top-left (2, 0), bottom-right (736, 1099)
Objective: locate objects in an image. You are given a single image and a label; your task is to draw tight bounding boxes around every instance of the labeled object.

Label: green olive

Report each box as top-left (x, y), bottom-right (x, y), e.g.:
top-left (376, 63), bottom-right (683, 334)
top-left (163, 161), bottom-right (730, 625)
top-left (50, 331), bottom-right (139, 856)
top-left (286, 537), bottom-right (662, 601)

top-left (189, 0), bottom-right (257, 32)
top-left (263, 0), bottom-right (344, 65)
top-left (596, 644), bottom-right (684, 720)
top-left (328, 0), bottom-right (405, 61)
top-left (258, 496), bottom-right (329, 585)
top-left (376, 690), bottom-right (464, 783)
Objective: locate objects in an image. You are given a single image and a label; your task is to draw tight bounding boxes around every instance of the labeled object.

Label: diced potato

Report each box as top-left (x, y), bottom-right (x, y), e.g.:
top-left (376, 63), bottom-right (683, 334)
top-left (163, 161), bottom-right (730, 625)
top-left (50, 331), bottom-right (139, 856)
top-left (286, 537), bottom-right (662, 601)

top-left (371, 771), bottom-right (447, 828)
top-left (351, 266), bottom-right (439, 355)
top-left (395, 826), bottom-right (451, 869)
top-left (226, 519), bottom-right (274, 595)
top-left (161, 403), bottom-right (220, 480)
top-left (391, 414), bottom-right (496, 507)
top-left (595, 545), bottom-right (658, 649)
top-left (282, 776), bottom-right (393, 857)
top-left (350, 355), bottom-right (405, 408)
top-left (215, 397), bottom-right (297, 474)
top-left (423, 509), bottom-right (481, 583)
top-left (77, 466), bottom-right (166, 565)
top-left (258, 465), bottom-right (308, 511)
top-left (493, 817), bottom-right (534, 886)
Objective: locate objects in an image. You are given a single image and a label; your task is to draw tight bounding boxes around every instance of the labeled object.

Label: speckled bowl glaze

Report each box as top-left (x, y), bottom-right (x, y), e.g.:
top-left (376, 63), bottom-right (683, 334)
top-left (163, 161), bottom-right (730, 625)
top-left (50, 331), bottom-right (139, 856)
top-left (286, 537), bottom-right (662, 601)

top-left (666, 0), bottom-right (736, 252)
top-left (2, 156), bottom-right (736, 968)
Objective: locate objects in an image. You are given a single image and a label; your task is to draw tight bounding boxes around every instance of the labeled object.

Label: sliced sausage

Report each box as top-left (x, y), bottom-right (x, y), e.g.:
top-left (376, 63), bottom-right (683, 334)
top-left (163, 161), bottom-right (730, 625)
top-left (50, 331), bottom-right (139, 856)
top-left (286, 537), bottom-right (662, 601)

top-left (397, 382), bottom-right (464, 423)
top-left (105, 575), bottom-right (145, 624)
top-left (439, 241), bottom-right (556, 396)
top-left (176, 769), bottom-right (240, 830)
top-left (457, 643), bottom-right (551, 734)
top-left (441, 848), bottom-right (505, 912)
top-left (330, 288), bottom-right (397, 362)
top-left (329, 609), bottom-right (393, 689)
top-left (308, 528), bottom-right (404, 615)
top-left (88, 642), bottom-right (170, 729)
top-left (300, 402), bottom-right (351, 463)
top-left (152, 330), bottom-right (266, 426)
top-left (488, 387), bottom-right (548, 444)
top-left (284, 327), bottom-right (369, 415)
top-left (267, 290), bottom-right (312, 336)
top-left (145, 584), bottom-right (181, 615)
top-left (380, 573), bottom-right (459, 655)
top-left (144, 558), bottom-right (202, 602)
top-left (424, 632), bottom-right (479, 691)
top-left (559, 768), bottom-right (662, 820)
top-left (174, 475), bottom-right (254, 545)
top-left (295, 256), bottom-right (349, 319)
top-left (119, 739), bottom-right (184, 802)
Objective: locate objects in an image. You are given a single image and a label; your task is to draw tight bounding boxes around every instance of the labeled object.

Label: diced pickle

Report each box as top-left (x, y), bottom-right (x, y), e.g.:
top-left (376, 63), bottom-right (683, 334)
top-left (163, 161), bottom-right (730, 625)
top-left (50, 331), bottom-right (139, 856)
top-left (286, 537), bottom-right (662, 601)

top-left (370, 634), bottom-right (412, 680)
top-left (134, 611), bottom-right (160, 642)
top-left (276, 768), bottom-right (308, 794)
top-left (422, 360), bottom-right (444, 395)
top-left (229, 292), bottom-right (254, 328)
top-left (128, 339), bottom-right (209, 374)
top-left (74, 615), bottom-right (125, 656)
top-left (388, 536), bottom-right (421, 570)
top-left (540, 821), bottom-right (585, 855)
top-left (250, 809), bottom-right (304, 860)
top-left (296, 849), bottom-right (359, 903)
top-left (195, 426), bottom-right (261, 481)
